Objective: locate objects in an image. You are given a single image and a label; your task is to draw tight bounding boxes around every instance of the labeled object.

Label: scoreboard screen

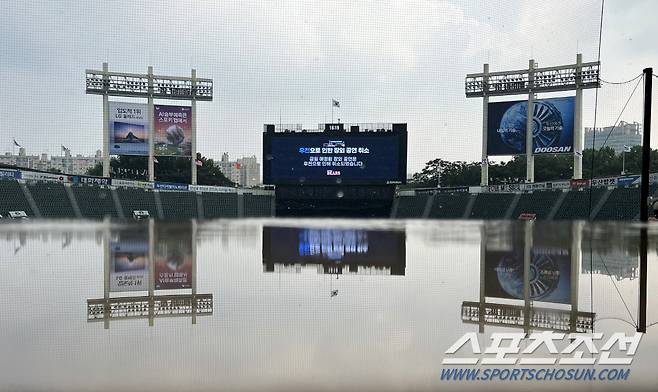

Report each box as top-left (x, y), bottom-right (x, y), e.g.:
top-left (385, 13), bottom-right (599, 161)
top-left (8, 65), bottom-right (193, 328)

top-left (263, 129), bottom-right (407, 185)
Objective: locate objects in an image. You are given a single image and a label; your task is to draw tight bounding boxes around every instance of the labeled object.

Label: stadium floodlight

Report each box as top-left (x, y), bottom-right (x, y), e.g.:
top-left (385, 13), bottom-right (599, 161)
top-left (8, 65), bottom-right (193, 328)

top-left (85, 69), bottom-right (213, 101)
top-left (461, 301), bottom-right (595, 333)
top-left (464, 61), bottom-right (600, 97)
top-left (87, 294), bottom-right (213, 324)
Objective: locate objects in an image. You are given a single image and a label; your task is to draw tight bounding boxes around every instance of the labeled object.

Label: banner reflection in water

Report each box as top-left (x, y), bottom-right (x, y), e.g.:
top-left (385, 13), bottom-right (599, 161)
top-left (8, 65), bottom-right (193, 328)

top-left (87, 220), bottom-right (211, 329)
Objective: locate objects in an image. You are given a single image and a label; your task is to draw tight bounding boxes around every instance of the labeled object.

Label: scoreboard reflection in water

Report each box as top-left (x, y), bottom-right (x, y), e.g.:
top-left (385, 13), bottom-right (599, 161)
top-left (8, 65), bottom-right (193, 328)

top-left (263, 131), bottom-right (407, 185)
top-left (263, 226), bottom-right (406, 275)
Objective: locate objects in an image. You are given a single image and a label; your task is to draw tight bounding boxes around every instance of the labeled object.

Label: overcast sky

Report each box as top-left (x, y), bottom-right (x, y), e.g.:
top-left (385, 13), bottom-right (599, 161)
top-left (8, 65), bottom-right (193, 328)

top-left (0, 0), bottom-right (656, 172)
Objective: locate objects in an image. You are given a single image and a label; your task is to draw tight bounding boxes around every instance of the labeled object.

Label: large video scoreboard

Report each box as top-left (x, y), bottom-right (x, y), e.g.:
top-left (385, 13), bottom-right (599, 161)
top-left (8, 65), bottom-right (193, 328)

top-left (263, 124), bottom-right (407, 185)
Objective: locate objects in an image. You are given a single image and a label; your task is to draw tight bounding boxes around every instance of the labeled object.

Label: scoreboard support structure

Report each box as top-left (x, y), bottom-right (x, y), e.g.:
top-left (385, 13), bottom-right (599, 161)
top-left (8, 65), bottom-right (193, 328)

top-left (465, 54), bottom-right (599, 186)
top-left (86, 63), bottom-right (212, 184)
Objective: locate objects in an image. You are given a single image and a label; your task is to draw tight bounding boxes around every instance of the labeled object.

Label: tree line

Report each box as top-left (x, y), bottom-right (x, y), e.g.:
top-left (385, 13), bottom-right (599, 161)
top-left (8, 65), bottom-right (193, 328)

top-left (410, 146), bottom-right (658, 187)
top-left (87, 153), bottom-right (235, 187)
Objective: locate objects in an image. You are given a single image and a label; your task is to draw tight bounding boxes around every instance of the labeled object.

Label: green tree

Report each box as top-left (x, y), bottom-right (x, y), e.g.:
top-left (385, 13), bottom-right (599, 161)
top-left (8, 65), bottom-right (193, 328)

top-left (411, 147), bottom-right (658, 187)
top-left (87, 153), bottom-right (235, 187)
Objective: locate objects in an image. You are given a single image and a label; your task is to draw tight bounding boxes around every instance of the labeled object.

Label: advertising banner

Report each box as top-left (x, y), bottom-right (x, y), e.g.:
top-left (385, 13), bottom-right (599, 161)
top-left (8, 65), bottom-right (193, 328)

top-left (188, 184), bottom-right (236, 193)
top-left (435, 186), bottom-right (470, 193)
top-left (154, 182), bottom-right (189, 191)
top-left (154, 105), bottom-right (192, 156)
top-left (72, 175), bottom-right (111, 186)
top-left (0, 169), bottom-right (21, 179)
top-left (20, 171), bottom-right (70, 183)
top-left (154, 222), bottom-right (193, 290)
top-left (592, 177), bottom-right (618, 187)
top-left (109, 102), bottom-right (149, 156)
top-left (109, 229), bottom-right (149, 292)
top-left (111, 179), bottom-right (155, 189)
top-left (617, 175), bottom-right (641, 187)
top-left (487, 97), bottom-right (575, 156)
top-left (570, 178), bottom-right (591, 188)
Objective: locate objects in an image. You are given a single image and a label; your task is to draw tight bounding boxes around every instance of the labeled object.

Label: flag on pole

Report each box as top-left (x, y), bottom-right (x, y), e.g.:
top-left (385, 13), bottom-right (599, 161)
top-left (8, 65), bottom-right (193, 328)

top-left (194, 159), bottom-right (203, 167)
top-left (13, 138), bottom-right (20, 147)
top-left (153, 157), bottom-right (159, 164)
top-left (623, 145), bottom-right (632, 153)
top-left (332, 99), bottom-right (340, 108)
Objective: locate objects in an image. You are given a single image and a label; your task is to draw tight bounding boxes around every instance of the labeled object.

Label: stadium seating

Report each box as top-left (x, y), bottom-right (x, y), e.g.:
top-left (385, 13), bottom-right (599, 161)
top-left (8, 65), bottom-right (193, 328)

top-left (0, 179), bottom-right (33, 216)
top-left (395, 193), bottom-right (429, 218)
top-left (27, 182), bottom-right (75, 218)
top-left (71, 185), bottom-right (119, 219)
top-left (428, 193), bottom-right (471, 219)
top-left (116, 187), bottom-right (159, 218)
top-left (243, 194), bottom-right (273, 217)
top-left (511, 190), bottom-right (562, 220)
top-left (159, 191), bottom-right (198, 220)
top-left (201, 192), bottom-right (238, 218)
top-left (3, 177), bottom-right (657, 221)
top-left (594, 187), bottom-right (640, 220)
top-left (553, 188), bottom-right (607, 220)
top-left (469, 193), bottom-right (516, 219)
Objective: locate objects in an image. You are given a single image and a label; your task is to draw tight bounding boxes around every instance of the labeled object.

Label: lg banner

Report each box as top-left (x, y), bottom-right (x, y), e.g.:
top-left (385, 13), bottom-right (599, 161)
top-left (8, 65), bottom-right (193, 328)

top-left (109, 102), bottom-right (149, 156)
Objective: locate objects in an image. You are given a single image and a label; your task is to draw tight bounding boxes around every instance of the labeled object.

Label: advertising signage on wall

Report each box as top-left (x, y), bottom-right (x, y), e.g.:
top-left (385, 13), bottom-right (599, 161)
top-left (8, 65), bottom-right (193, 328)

top-left (109, 102), bottom-right (149, 156)
top-left (154, 105), bottom-right (192, 156)
top-left (487, 97), bottom-right (575, 156)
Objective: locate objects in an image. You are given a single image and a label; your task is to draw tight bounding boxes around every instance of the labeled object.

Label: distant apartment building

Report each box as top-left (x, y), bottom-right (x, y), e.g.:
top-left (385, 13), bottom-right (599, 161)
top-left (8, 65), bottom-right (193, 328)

top-left (237, 155), bottom-right (261, 188)
top-left (584, 121), bottom-right (642, 153)
top-left (218, 152), bottom-right (261, 187)
top-left (0, 148), bottom-right (102, 174)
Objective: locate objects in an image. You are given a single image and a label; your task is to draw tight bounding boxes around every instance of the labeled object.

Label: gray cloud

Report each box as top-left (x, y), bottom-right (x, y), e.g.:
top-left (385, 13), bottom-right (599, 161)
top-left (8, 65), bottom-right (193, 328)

top-left (0, 0), bottom-right (653, 172)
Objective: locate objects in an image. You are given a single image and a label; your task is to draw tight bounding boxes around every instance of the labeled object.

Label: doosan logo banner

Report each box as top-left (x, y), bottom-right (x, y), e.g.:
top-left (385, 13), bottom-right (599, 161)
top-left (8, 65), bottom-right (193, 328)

top-left (487, 97), bottom-right (575, 156)
top-left (535, 146), bottom-right (572, 153)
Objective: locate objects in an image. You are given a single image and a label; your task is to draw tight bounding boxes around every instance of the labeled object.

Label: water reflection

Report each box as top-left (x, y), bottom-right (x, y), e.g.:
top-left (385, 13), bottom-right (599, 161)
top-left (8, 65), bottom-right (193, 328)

top-left (87, 220), bottom-right (213, 329)
top-left (262, 225), bottom-right (406, 276)
top-left (463, 221), bottom-right (593, 333)
top-left (0, 219), bottom-right (656, 390)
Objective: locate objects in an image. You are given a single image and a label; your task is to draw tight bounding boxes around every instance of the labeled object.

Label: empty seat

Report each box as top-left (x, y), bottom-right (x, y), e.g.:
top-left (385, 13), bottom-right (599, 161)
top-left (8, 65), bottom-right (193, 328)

top-left (395, 194), bottom-right (429, 218)
top-left (201, 193), bottom-right (238, 218)
top-left (0, 179), bottom-right (33, 216)
top-left (27, 182), bottom-right (75, 218)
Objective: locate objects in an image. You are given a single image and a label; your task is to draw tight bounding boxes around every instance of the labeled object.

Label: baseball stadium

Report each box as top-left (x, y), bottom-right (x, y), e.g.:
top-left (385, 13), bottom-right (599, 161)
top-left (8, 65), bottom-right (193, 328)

top-left (1, 1), bottom-right (658, 391)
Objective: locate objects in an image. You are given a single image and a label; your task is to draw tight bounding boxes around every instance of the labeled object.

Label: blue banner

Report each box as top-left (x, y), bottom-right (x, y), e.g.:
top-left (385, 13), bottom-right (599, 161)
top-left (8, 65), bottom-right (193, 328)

top-left (487, 97), bottom-right (575, 156)
top-left (0, 169), bottom-right (21, 179)
top-left (617, 175), bottom-right (640, 187)
top-left (155, 182), bottom-right (189, 191)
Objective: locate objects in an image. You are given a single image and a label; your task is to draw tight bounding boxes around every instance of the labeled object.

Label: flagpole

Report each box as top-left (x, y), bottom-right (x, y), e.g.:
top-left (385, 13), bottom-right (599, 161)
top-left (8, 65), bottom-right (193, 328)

top-left (331, 100), bottom-right (334, 124)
